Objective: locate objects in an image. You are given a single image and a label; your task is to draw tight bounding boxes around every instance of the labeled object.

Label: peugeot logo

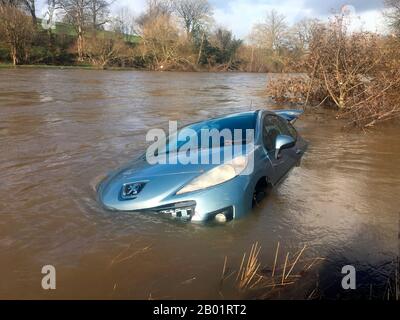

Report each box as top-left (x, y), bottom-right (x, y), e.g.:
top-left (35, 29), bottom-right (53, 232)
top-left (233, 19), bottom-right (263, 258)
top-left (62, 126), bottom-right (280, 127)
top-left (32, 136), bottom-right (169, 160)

top-left (121, 182), bottom-right (145, 199)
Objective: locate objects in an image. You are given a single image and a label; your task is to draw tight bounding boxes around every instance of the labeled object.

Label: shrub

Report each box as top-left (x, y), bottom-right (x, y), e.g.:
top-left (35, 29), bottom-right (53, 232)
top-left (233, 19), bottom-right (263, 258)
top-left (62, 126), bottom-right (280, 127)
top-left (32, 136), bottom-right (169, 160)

top-left (266, 15), bottom-right (400, 127)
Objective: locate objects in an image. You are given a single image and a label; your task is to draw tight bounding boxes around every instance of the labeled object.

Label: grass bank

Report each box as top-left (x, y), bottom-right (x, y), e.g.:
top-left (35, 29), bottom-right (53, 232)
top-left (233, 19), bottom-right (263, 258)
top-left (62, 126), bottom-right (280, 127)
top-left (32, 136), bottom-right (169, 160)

top-left (0, 63), bottom-right (142, 71)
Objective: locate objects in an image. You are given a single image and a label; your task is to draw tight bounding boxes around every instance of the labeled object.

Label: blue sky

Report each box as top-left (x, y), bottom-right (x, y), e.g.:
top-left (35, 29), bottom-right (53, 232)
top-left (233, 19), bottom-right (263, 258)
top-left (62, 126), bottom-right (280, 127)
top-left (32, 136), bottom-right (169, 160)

top-left (36, 0), bottom-right (386, 38)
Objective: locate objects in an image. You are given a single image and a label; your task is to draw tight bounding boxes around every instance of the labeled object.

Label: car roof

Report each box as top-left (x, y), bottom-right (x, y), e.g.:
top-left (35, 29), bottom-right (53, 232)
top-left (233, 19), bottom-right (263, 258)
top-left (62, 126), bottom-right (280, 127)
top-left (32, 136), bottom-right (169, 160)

top-left (182, 110), bottom-right (261, 129)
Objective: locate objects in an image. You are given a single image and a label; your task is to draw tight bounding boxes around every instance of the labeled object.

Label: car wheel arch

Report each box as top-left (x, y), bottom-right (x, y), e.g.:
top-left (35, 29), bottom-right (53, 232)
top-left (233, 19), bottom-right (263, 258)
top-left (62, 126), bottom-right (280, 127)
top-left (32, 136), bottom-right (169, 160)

top-left (252, 176), bottom-right (272, 207)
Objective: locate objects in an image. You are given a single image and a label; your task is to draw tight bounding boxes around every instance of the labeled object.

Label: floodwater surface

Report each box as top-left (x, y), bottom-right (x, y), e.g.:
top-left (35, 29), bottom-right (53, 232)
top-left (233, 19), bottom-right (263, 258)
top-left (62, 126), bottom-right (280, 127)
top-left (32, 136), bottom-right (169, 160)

top-left (0, 69), bottom-right (399, 299)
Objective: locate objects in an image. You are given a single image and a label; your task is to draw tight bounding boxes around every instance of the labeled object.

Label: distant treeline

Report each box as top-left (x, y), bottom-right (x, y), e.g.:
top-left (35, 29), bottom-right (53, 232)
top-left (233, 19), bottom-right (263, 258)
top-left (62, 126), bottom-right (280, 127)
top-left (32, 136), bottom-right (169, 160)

top-left (1, 0), bottom-right (398, 74)
top-left (0, 0), bottom-right (364, 72)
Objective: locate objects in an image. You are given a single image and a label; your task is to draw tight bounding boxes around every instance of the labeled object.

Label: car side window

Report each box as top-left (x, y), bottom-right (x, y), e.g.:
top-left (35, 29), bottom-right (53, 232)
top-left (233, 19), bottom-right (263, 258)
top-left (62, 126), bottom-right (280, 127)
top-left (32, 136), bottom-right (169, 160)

top-left (286, 122), bottom-right (298, 140)
top-left (275, 116), bottom-right (298, 140)
top-left (263, 115), bottom-right (281, 152)
top-left (263, 115), bottom-right (298, 152)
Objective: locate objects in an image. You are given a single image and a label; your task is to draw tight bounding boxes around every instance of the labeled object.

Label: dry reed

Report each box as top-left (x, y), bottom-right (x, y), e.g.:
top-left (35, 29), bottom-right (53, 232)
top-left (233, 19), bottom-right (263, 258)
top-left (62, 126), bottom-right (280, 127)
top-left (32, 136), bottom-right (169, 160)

top-left (222, 242), bottom-right (325, 298)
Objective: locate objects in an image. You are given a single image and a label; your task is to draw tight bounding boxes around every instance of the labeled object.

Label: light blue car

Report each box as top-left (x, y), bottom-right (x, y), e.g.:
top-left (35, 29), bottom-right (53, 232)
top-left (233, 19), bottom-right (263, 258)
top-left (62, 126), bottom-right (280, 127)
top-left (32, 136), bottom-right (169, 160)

top-left (98, 109), bottom-right (308, 223)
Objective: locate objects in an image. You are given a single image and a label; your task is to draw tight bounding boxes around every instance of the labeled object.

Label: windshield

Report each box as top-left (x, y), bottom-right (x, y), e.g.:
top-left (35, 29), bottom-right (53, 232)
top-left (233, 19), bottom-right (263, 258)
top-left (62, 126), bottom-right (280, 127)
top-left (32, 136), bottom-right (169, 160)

top-left (160, 112), bottom-right (257, 154)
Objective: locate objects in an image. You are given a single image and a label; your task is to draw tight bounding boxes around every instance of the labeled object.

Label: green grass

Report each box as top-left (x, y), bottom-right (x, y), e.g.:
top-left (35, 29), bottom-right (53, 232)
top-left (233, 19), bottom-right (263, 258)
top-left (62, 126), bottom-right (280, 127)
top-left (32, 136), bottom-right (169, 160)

top-left (0, 63), bottom-right (141, 71)
top-left (0, 63), bottom-right (14, 69)
top-left (36, 19), bottom-right (141, 44)
top-left (0, 63), bottom-right (91, 69)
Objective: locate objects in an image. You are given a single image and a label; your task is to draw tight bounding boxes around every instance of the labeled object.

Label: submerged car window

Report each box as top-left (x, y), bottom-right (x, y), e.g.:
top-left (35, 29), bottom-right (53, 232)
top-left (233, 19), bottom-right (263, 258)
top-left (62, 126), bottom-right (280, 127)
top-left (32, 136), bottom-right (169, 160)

top-left (263, 116), bottom-right (280, 151)
top-left (263, 115), bottom-right (296, 151)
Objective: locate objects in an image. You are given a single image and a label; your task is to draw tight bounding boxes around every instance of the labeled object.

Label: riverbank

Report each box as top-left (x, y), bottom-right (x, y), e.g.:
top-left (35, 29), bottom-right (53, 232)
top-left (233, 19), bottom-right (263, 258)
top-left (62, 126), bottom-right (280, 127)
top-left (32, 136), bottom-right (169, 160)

top-left (0, 63), bottom-right (140, 71)
top-left (0, 63), bottom-right (268, 73)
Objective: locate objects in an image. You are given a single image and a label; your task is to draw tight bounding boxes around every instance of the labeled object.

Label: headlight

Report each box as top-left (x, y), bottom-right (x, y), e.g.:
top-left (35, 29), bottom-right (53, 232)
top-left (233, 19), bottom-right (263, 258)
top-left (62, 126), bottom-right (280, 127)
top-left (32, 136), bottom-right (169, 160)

top-left (177, 156), bottom-right (248, 195)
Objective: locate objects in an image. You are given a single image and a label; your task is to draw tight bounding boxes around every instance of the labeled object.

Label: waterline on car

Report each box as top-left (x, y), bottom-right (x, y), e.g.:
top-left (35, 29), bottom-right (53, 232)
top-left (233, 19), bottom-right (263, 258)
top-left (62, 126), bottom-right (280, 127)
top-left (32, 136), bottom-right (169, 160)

top-left (97, 110), bottom-right (307, 223)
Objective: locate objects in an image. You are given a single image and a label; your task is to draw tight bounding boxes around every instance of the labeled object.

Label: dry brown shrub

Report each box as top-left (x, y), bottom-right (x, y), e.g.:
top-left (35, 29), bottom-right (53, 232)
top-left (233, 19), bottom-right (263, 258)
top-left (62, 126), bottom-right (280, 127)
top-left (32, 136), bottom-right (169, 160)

top-left (85, 34), bottom-right (131, 68)
top-left (266, 76), bottom-right (327, 105)
top-left (267, 14), bottom-right (400, 128)
top-left (0, 5), bottom-right (34, 65)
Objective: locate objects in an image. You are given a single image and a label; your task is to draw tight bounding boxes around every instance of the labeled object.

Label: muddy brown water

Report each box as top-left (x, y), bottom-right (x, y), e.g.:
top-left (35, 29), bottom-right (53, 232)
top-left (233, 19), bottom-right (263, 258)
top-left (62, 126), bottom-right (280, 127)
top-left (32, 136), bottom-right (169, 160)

top-left (0, 69), bottom-right (399, 299)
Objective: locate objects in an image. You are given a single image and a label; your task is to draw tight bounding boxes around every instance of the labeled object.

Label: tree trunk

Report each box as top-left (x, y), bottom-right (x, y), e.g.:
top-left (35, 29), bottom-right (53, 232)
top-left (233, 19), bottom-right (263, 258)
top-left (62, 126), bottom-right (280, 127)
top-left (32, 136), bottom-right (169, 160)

top-left (196, 32), bottom-right (205, 65)
top-left (250, 46), bottom-right (254, 72)
top-left (30, 3), bottom-right (37, 27)
top-left (23, 0), bottom-right (38, 27)
top-left (11, 46), bottom-right (18, 66)
top-left (92, 2), bottom-right (97, 30)
top-left (77, 26), bottom-right (84, 62)
top-left (48, 30), bottom-right (56, 64)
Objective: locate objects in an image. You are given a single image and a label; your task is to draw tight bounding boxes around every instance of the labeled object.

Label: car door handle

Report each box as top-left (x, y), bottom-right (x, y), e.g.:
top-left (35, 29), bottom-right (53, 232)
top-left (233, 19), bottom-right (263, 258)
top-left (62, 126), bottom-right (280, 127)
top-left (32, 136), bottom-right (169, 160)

top-left (296, 149), bottom-right (303, 155)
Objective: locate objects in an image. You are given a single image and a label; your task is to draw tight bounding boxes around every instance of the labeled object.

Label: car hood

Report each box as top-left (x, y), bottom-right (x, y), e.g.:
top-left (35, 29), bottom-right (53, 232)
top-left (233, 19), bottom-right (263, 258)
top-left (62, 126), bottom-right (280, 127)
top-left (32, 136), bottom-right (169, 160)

top-left (98, 145), bottom-right (255, 210)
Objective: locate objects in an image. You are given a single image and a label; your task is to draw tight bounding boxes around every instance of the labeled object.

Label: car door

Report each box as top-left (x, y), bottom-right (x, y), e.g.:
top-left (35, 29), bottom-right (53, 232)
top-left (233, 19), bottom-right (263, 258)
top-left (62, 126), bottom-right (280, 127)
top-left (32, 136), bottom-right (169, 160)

top-left (262, 114), bottom-right (298, 185)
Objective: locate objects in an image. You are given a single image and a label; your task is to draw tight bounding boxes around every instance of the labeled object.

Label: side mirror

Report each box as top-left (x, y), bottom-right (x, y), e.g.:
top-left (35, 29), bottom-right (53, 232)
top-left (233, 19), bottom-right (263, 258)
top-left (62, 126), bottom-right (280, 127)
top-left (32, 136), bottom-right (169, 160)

top-left (275, 135), bottom-right (295, 159)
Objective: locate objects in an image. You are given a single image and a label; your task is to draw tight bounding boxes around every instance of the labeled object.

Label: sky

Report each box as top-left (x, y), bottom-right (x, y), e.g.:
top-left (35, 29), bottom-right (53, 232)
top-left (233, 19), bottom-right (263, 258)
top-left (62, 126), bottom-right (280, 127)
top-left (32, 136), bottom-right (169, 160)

top-left (36, 0), bottom-right (387, 38)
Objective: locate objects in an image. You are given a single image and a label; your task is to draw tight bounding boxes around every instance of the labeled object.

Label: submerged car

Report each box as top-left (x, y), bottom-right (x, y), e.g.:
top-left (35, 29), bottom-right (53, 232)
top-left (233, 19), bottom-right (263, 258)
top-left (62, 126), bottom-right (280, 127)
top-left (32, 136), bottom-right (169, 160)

top-left (98, 109), bottom-right (308, 223)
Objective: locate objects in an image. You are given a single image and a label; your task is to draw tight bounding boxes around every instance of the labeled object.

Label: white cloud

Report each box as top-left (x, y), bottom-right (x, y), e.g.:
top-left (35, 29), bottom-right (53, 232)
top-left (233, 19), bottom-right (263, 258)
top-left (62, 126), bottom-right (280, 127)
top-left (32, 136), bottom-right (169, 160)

top-left (112, 0), bottom-right (147, 14)
top-left (213, 0), bottom-right (315, 38)
top-left (213, 0), bottom-right (385, 38)
top-left (348, 10), bottom-right (386, 33)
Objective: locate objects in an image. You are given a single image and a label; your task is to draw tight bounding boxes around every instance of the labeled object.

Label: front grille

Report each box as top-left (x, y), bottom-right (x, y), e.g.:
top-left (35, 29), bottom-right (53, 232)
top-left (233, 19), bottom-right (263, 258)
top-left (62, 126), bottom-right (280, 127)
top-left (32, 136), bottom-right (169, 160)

top-left (147, 201), bottom-right (196, 220)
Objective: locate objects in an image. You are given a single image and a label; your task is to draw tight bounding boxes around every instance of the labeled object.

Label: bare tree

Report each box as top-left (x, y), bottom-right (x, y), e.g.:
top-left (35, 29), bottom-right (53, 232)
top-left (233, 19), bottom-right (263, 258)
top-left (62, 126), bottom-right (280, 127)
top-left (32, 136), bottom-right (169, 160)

top-left (0, 0), bottom-right (21, 6)
top-left (384, 0), bottom-right (400, 36)
top-left (112, 7), bottom-right (137, 40)
top-left (139, 14), bottom-right (179, 69)
top-left (57, 0), bottom-right (90, 61)
top-left (42, 0), bottom-right (58, 29)
top-left (0, 4), bottom-right (34, 65)
top-left (136, 0), bottom-right (172, 28)
top-left (0, 0), bottom-right (36, 24)
top-left (87, 0), bottom-right (113, 30)
top-left (85, 33), bottom-right (128, 68)
top-left (171, 0), bottom-right (212, 37)
top-left (22, 0), bottom-right (36, 24)
top-left (290, 18), bottom-right (320, 52)
top-left (250, 9), bottom-right (288, 51)
top-left (136, 0), bottom-right (184, 69)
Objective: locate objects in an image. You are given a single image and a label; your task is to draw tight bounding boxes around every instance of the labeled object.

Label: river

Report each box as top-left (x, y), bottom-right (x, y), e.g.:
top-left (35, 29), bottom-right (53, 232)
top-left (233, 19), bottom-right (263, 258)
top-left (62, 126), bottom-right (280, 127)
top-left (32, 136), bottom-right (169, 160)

top-left (0, 69), bottom-right (399, 299)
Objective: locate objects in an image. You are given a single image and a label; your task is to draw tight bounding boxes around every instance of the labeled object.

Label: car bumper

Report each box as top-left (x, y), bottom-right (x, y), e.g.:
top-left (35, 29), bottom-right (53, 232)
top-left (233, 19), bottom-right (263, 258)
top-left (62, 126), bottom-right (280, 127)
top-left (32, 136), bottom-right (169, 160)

top-left (99, 175), bottom-right (254, 223)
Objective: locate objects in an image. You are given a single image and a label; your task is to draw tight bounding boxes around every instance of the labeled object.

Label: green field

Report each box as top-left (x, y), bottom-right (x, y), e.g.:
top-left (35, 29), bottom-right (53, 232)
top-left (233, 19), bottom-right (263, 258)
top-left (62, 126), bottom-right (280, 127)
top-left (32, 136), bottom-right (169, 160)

top-left (37, 19), bottom-right (141, 44)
